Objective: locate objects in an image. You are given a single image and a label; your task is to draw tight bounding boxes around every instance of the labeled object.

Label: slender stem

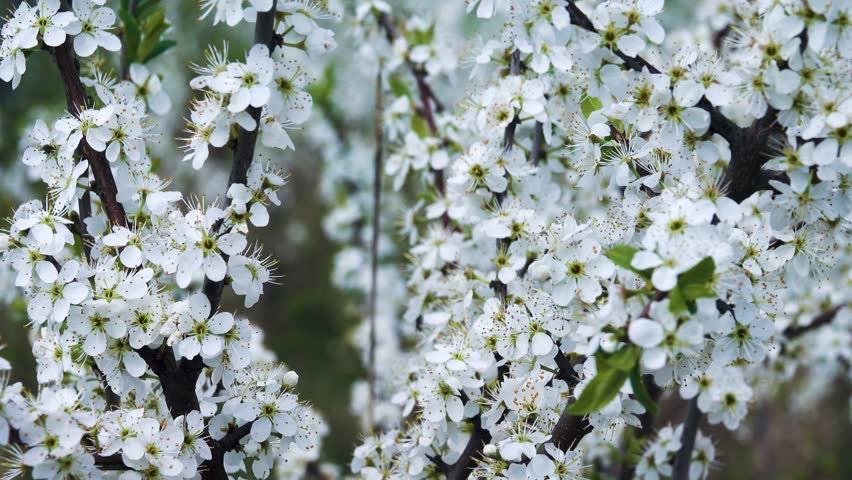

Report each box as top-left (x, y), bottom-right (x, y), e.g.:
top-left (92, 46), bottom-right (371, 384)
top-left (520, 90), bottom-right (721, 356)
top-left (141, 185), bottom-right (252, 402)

top-left (377, 12), bottom-right (449, 227)
top-left (367, 64), bottom-right (383, 429)
top-left (672, 397), bottom-right (702, 480)
top-left (616, 376), bottom-right (661, 480)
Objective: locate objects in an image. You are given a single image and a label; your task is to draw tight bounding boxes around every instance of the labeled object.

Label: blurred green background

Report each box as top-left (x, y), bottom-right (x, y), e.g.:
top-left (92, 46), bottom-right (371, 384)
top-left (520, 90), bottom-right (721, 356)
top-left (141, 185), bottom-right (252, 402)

top-left (0, 1), bottom-right (850, 478)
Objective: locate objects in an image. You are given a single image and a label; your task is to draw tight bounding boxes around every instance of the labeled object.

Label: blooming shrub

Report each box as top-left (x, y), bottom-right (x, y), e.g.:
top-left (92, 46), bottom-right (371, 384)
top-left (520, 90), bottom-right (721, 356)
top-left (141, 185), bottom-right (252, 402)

top-left (1, 0), bottom-right (851, 479)
top-left (0, 0), bottom-right (338, 478)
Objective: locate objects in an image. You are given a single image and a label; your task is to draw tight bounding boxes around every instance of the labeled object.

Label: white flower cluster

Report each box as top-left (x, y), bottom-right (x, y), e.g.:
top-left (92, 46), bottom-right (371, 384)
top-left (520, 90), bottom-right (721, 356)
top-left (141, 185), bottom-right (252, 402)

top-left (324, 0), bottom-right (852, 478)
top-left (184, 2), bottom-right (339, 169)
top-left (0, 1), bottom-right (337, 479)
top-left (0, 0), bottom-right (119, 88)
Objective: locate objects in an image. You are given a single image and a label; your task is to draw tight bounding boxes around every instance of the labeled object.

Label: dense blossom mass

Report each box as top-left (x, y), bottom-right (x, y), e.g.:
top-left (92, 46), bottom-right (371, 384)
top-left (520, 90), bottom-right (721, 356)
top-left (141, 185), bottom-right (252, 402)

top-left (0, 0), bottom-right (339, 479)
top-left (0, 0), bottom-right (850, 479)
top-left (313, 0), bottom-right (851, 479)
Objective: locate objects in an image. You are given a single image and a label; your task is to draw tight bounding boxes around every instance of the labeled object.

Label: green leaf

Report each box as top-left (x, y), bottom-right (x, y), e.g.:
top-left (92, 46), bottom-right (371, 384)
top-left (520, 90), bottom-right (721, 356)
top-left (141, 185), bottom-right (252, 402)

top-left (137, 7), bottom-right (169, 61)
top-left (411, 115), bottom-right (429, 138)
top-left (629, 366), bottom-right (658, 414)
top-left (599, 345), bottom-right (640, 372)
top-left (681, 282), bottom-right (716, 301)
top-left (566, 357), bottom-right (630, 415)
top-left (668, 285), bottom-right (688, 314)
top-left (678, 257), bottom-right (715, 293)
top-left (389, 74), bottom-right (410, 99)
top-left (606, 245), bottom-right (639, 270)
top-left (119, 6), bottom-right (140, 64)
top-left (580, 96), bottom-right (603, 119)
top-left (135, 0), bottom-right (162, 19)
top-left (142, 40), bottom-right (176, 62)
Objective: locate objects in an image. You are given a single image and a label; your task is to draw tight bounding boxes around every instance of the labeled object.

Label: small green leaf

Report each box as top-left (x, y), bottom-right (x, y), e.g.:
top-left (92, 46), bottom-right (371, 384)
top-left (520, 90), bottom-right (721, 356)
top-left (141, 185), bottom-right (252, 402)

top-left (681, 282), bottom-right (716, 301)
top-left (580, 96), bottom-right (603, 118)
top-left (599, 345), bottom-right (640, 372)
top-left (678, 257), bottom-right (715, 291)
top-left (668, 285), bottom-right (688, 314)
top-left (389, 74), bottom-right (410, 99)
top-left (606, 245), bottom-right (638, 271)
top-left (629, 366), bottom-right (658, 414)
top-left (142, 40), bottom-right (176, 62)
top-left (119, 6), bottom-right (140, 64)
top-left (135, 0), bottom-right (162, 19)
top-left (566, 360), bottom-right (630, 415)
top-left (411, 115), bottom-right (429, 138)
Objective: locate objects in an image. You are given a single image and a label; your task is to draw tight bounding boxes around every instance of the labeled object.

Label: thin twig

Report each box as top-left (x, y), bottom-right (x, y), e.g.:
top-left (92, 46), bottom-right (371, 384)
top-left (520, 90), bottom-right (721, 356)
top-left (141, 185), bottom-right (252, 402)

top-left (377, 12), bottom-right (449, 227)
top-left (367, 63), bottom-right (384, 429)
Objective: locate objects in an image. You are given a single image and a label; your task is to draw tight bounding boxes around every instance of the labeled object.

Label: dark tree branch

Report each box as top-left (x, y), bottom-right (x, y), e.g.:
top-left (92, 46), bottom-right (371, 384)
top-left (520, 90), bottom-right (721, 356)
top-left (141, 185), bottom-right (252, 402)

top-left (529, 121), bottom-right (546, 165)
top-left (376, 12), bottom-right (451, 227)
top-left (91, 363), bottom-right (120, 409)
top-left (94, 453), bottom-right (131, 470)
top-left (219, 421), bottom-right (255, 452)
top-left (52, 40), bottom-right (127, 227)
top-left (445, 415), bottom-right (491, 480)
top-left (137, 346), bottom-right (202, 417)
top-left (784, 304), bottom-right (847, 338)
top-left (672, 397), bottom-right (702, 480)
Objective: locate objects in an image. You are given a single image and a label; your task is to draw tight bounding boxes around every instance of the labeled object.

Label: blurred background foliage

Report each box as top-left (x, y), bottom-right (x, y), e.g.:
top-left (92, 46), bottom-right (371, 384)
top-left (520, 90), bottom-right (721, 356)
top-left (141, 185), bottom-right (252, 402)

top-left (0, 0), bottom-right (849, 477)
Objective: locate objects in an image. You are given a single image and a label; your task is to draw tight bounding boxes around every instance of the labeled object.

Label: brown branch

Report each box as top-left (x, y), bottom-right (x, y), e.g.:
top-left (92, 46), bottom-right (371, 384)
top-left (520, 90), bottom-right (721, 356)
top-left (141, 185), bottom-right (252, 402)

top-left (445, 415), bottom-right (491, 480)
top-left (51, 39), bottom-right (127, 227)
top-left (377, 12), bottom-right (450, 227)
top-left (91, 363), bottom-right (120, 409)
top-left (137, 346), bottom-right (202, 417)
top-left (438, 50), bottom-right (524, 480)
top-left (197, 4), bottom-right (278, 479)
top-left (783, 304), bottom-right (846, 339)
top-left (545, 354), bottom-right (592, 452)
top-left (94, 453), bottom-right (131, 470)
top-left (529, 121), bottom-right (545, 165)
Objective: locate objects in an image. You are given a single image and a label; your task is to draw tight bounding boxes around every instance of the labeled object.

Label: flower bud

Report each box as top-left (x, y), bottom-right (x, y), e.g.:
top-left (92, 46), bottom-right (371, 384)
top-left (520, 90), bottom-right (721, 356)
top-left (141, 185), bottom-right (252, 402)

top-left (527, 260), bottom-right (551, 282)
top-left (482, 443), bottom-right (498, 458)
top-left (282, 370), bottom-right (299, 387)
